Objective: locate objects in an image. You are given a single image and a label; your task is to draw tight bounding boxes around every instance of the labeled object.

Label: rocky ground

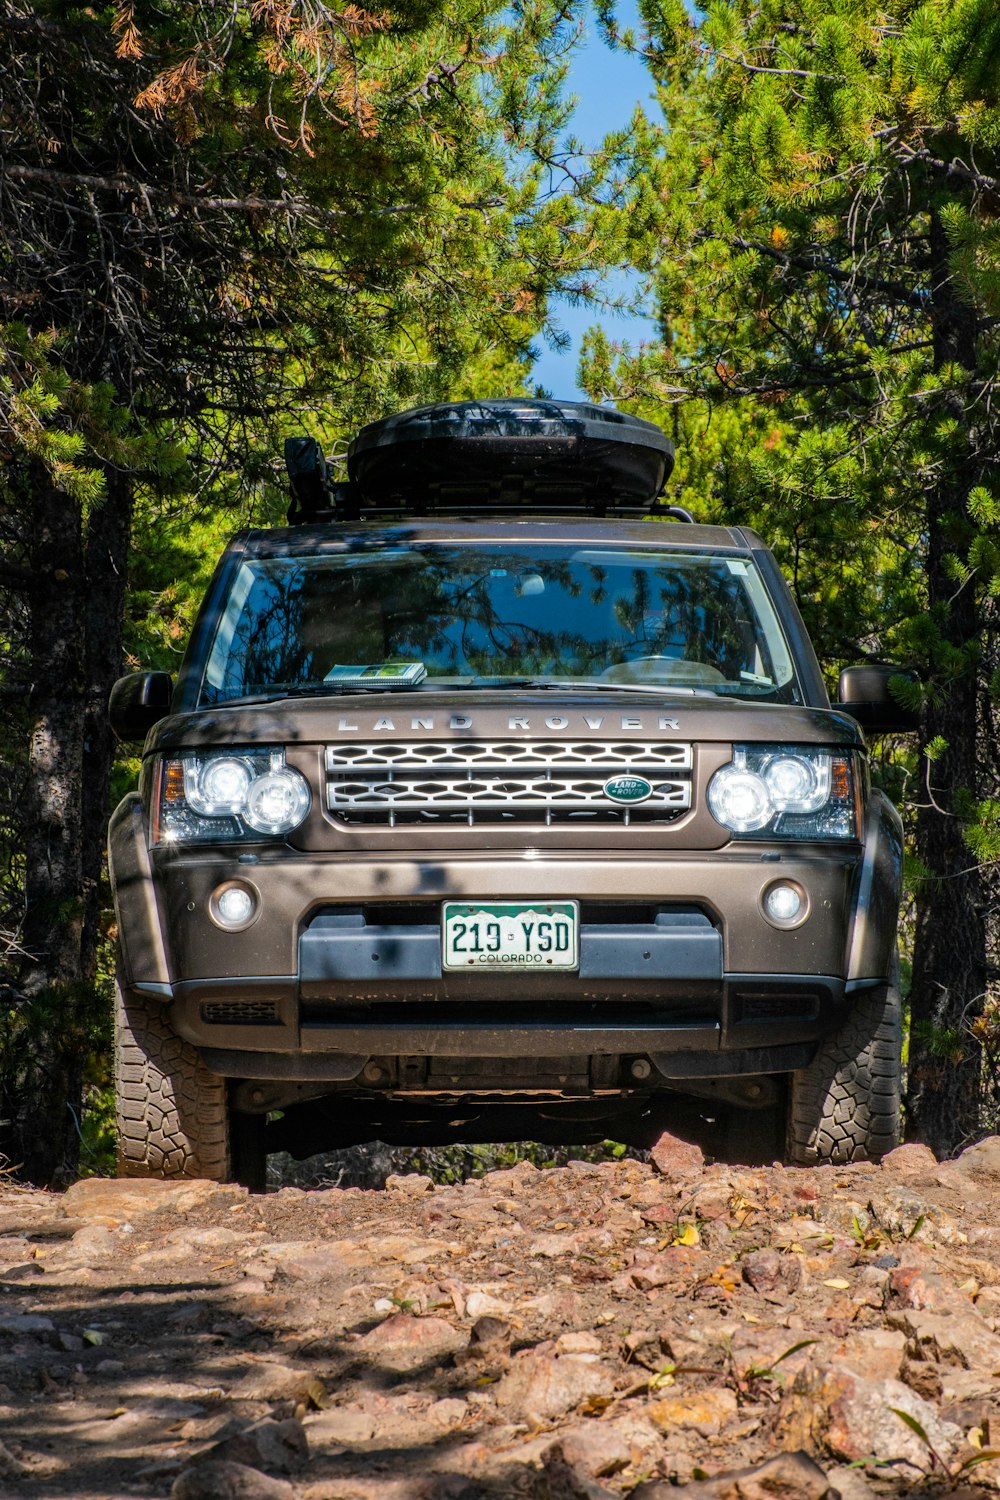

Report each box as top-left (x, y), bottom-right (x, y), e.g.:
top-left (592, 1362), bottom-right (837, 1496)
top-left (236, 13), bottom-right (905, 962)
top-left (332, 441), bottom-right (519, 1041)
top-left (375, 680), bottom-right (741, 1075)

top-left (3, 1137), bottom-right (1000, 1500)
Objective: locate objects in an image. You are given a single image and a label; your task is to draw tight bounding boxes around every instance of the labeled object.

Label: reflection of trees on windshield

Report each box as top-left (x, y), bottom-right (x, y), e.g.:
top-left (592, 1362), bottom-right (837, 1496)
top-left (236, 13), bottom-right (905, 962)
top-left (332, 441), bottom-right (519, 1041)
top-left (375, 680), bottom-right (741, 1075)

top-left (202, 546), bottom-right (778, 702)
top-left (610, 568), bottom-right (762, 678)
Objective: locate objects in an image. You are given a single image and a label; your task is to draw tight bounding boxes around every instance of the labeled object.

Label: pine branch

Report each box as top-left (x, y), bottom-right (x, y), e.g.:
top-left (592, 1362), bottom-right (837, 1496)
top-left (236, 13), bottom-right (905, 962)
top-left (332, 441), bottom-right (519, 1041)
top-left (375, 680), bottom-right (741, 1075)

top-left (897, 144), bottom-right (1000, 196)
top-left (730, 235), bottom-right (929, 312)
top-left (3, 164), bottom-right (421, 220)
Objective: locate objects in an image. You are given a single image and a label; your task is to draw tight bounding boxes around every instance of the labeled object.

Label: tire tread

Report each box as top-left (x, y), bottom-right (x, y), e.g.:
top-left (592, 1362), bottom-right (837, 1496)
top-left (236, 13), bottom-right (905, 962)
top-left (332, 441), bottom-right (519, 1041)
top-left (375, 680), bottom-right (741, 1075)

top-left (786, 971), bottom-right (902, 1166)
top-left (114, 978), bottom-right (230, 1180)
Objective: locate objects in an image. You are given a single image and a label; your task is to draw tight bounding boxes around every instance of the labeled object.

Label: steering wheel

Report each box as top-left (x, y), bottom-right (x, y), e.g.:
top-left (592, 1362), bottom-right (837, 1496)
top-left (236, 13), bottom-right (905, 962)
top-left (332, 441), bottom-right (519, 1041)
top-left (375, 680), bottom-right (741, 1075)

top-left (600, 657), bottom-right (727, 685)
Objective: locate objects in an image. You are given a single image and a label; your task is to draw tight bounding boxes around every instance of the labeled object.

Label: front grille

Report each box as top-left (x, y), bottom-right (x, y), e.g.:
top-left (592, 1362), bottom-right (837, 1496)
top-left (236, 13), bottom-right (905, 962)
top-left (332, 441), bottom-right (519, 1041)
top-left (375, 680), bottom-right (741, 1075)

top-left (325, 740), bottom-right (693, 826)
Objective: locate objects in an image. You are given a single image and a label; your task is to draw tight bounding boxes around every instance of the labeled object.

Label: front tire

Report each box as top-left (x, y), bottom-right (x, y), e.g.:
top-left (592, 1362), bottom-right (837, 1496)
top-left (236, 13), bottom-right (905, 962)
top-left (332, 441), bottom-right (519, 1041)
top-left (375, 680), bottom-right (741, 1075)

top-left (115, 978), bottom-right (230, 1180)
top-left (786, 971), bottom-right (902, 1165)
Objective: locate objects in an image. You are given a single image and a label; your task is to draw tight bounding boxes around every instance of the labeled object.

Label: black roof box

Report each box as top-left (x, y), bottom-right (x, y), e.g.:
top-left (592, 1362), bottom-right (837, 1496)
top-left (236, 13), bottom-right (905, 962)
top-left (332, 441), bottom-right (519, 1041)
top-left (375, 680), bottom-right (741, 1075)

top-left (346, 398), bottom-right (675, 512)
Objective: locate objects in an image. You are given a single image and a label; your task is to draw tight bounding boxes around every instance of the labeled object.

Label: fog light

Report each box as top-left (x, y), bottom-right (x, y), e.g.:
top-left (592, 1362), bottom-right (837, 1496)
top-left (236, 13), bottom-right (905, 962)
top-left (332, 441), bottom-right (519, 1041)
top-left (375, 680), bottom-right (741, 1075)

top-left (210, 882), bottom-right (258, 930)
top-left (763, 882), bottom-right (804, 924)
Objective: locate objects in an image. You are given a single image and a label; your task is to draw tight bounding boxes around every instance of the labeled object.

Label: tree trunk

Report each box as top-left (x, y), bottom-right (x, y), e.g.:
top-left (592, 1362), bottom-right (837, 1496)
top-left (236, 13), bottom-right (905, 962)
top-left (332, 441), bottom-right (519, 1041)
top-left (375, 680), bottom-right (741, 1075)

top-left (905, 207), bottom-right (987, 1156)
top-left (8, 465), bottom-right (88, 1185)
top-left (2, 464), bottom-right (135, 1186)
top-left (81, 467), bottom-right (133, 972)
top-left (906, 501), bottom-right (987, 1154)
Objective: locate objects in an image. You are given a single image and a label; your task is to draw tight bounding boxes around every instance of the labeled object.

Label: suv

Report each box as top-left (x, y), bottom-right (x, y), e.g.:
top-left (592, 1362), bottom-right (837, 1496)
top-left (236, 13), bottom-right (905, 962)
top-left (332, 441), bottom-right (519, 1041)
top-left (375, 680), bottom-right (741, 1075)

top-left (108, 399), bottom-right (911, 1186)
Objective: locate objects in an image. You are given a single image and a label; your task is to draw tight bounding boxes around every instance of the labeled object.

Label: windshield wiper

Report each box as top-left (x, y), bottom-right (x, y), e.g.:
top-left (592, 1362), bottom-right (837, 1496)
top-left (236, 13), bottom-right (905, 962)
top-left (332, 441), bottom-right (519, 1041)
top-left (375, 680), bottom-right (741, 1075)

top-left (471, 677), bottom-right (717, 698)
top-left (212, 683), bottom-right (424, 706)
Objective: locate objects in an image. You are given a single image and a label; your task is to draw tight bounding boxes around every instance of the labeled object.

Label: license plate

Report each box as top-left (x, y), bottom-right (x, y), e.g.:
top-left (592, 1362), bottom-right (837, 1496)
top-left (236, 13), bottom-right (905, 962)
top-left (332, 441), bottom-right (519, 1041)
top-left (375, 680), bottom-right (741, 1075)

top-left (442, 901), bottom-right (579, 972)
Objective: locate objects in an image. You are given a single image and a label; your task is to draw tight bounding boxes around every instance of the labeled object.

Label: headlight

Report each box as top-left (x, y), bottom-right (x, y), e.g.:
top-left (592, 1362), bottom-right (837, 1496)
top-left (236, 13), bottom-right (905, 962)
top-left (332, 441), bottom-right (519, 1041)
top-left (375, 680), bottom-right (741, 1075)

top-left (153, 749), bottom-right (311, 845)
top-left (708, 746), bottom-right (859, 840)
top-left (244, 769), bottom-right (312, 835)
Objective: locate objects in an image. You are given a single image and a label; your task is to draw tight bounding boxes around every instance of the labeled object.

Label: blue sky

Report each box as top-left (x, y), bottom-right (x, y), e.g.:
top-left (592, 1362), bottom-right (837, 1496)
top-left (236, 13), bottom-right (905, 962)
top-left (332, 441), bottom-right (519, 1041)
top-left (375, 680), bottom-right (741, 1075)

top-left (530, 0), bottom-right (660, 399)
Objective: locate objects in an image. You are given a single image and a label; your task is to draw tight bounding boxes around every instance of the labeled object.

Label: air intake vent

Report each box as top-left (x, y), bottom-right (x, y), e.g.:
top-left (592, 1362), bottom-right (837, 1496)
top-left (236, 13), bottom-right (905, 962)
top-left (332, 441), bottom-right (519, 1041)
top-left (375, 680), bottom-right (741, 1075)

top-left (201, 1001), bottom-right (281, 1026)
top-left (735, 992), bottom-right (820, 1023)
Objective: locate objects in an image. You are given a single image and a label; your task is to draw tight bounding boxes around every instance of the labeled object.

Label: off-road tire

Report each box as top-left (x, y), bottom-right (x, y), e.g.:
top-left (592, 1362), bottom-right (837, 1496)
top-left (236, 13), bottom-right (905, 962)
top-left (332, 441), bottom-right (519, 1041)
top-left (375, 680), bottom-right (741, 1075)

top-left (786, 971), bottom-right (902, 1165)
top-left (115, 978), bottom-right (230, 1180)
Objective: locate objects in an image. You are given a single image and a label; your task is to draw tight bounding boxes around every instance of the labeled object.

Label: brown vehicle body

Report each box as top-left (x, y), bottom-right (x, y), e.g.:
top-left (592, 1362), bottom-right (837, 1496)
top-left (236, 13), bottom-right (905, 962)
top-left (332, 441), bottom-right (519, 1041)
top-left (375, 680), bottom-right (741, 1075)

top-left (108, 405), bottom-right (909, 1181)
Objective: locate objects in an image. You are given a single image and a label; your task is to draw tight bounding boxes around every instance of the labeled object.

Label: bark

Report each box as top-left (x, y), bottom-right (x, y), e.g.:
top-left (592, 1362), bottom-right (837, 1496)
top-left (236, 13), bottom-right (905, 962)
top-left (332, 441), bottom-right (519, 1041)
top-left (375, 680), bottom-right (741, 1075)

top-left (906, 504), bottom-right (987, 1154)
top-left (81, 468), bottom-right (133, 968)
top-left (2, 463), bottom-right (135, 1186)
top-left (6, 465), bottom-right (88, 1184)
top-left (905, 208), bottom-right (987, 1155)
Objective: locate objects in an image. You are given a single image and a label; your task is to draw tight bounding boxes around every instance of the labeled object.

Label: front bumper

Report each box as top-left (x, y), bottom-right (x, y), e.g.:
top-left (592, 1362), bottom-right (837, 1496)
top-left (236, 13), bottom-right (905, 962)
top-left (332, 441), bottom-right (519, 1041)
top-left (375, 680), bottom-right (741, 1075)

top-left (109, 789), bottom-right (901, 1085)
top-left (181, 971), bottom-right (852, 1083)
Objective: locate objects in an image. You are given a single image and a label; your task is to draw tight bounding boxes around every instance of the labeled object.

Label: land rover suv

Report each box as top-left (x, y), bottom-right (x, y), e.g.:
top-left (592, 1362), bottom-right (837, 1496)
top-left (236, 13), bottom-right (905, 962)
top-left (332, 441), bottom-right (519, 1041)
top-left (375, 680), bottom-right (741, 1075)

top-left (108, 399), bottom-right (911, 1186)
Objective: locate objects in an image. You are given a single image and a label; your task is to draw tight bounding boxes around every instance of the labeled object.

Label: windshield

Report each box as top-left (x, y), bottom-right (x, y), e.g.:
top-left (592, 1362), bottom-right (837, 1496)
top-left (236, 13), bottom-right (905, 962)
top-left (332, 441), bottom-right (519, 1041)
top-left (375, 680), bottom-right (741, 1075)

top-left (199, 543), bottom-right (801, 705)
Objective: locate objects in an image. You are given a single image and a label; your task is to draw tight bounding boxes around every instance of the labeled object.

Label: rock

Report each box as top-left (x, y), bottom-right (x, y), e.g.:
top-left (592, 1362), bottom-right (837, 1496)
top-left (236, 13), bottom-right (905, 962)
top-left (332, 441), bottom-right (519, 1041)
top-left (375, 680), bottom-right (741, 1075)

top-left (366, 1234), bottom-right (457, 1265)
top-left (838, 1328), bottom-right (906, 1382)
top-left (454, 1315), bottom-right (511, 1367)
top-left (260, 1238), bottom-right (370, 1279)
top-left (385, 1173), bottom-right (434, 1196)
top-left (494, 1351), bottom-right (617, 1424)
top-left (556, 1331), bottom-right (603, 1355)
top-left (0, 1440), bottom-right (30, 1480)
top-left (0, 1313), bottom-right (55, 1335)
top-left (900, 1355), bottom-right (942, 1401)
top-left (207, 1419), bottom-right (308, 1474)
top-left (888, 1263), bottom-right (954, 1311)
top-left (62, 1177), bottom-right (246, 1221)
top-left (229, 1358), bottom-right (326, 1405)
top-left (649, 1130), bottom-right (705, 1180)
top-left (880, 1143), bottom-right (939, 1177)
top-left (825, 1467), bottom-right (880, 1500)
top-left (163, 1226), bottom-right (249, 1251)
top-left (537, 1444), bottom-right (620, 1499)
top-left (48, 1223), bottom-right (119, 1267)
top-left (483, 1161), bottom-right (539, 1192)
top-left (954, 1136), bottom-right (1000, 1178)
top-left (886, 1308), bottom-right (1000, 1371)
top-left (171, 1459), bottom-right (295, 1499)
top-left (463, 1290), bottom-right (510, 1318)
top-left (777, 1362), bottom-right (964, 1468)
top-left (306, 1407), bottom-right (376, 1445)
top-left (530, 1232), bottom-right (579, 1258)
top-left (632, 1451), bottom-right (836, 1499)
top-left (646, 1386), bottom-right (738, 1436)
top-left (741, 1248), bottom-right (802, 1298)
top-left (427, 1398), bottom-right (469, 1429)
top-left (850, 1264), bottom-right (889, 1310)
top-left (558, 1416), bottom-right (660, 1477)
top-left (627, 1246), bottom-right (703, 1290)
top-left (356, 1313), bottom-right (464, 1374)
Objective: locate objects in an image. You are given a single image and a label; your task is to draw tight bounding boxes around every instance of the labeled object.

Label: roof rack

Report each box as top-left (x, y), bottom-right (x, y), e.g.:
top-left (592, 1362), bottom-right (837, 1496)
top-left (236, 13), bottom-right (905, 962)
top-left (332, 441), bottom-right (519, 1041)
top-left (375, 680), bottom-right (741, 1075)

top-left (285, 398), bottom-right (678, 524)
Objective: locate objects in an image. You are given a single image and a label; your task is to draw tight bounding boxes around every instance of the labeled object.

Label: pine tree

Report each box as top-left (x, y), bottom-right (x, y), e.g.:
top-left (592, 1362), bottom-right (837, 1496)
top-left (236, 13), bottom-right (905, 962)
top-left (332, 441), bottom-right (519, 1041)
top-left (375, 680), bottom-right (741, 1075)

top-left (587, 0), bottom-right (1000, 1152)
top-left (0, 0), bottom-right (616, 1182)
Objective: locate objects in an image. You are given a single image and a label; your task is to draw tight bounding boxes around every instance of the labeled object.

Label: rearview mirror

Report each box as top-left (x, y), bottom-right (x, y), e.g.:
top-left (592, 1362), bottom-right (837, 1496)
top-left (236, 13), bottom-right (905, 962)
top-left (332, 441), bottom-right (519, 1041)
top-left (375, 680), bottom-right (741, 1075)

top-left (109, 671), bottom-right (174, 742)
top-left (838, 664), bottom-right (919, 734)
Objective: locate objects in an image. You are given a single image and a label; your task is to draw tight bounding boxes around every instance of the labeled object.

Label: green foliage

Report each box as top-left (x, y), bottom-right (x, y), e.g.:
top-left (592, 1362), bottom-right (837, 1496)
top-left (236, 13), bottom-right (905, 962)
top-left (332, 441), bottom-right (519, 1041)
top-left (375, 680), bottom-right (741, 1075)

top-left (584, 0), bottom-right (1000, 1145)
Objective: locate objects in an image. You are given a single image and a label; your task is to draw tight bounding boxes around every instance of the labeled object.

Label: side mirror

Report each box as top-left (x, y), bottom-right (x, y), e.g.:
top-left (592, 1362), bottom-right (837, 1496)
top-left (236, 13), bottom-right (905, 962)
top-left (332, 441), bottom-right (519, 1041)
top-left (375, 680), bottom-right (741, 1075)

top-left (838, 663), bottom-right (919, 734)
top-left (109, 671), bottom-right (174, 741)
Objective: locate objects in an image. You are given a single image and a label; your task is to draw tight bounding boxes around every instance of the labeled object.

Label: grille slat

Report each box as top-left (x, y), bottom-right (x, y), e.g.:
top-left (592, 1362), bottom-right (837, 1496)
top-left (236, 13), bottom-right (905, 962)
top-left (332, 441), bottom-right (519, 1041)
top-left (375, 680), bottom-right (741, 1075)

top-left (325, 740), bottom-right (693, 826)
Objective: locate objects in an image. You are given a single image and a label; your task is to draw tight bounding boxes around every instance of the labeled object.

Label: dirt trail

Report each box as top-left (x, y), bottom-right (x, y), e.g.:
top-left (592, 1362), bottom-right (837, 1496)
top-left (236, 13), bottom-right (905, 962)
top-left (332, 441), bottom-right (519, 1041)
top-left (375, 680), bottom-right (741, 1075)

top-left (2, 1137), bottom-right (1000, 1499)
